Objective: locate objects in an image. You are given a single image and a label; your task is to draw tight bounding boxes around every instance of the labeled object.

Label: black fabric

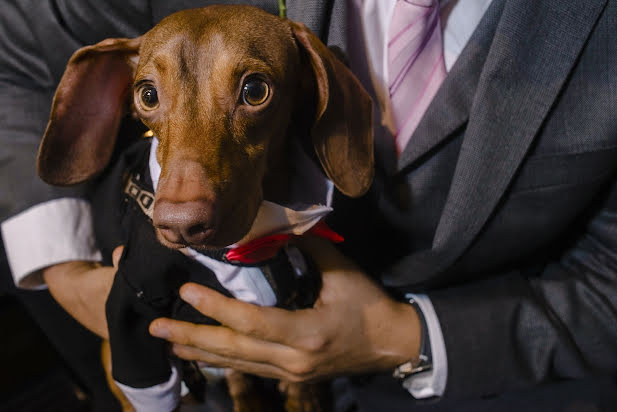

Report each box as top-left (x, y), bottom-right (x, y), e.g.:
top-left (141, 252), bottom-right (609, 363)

top-left (104, 206), bottom-right (230, 387)
top-left (0, 241), bottom-right (122, 412)
top-left (349, 374), bottom-right (617, 412)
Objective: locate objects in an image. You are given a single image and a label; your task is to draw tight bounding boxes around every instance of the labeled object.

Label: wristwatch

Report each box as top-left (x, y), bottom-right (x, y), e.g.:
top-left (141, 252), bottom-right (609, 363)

top-left (393, 295), bottom-right (433, 380)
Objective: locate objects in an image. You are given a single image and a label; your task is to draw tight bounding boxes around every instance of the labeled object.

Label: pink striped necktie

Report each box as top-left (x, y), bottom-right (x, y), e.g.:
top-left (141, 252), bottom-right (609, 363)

top-left (388, 0), bottom-right (446, 154)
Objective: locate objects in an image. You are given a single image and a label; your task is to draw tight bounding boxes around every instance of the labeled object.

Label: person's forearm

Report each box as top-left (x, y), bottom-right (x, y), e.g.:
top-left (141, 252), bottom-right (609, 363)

top-left (43, 261), bottom-right (113, 339)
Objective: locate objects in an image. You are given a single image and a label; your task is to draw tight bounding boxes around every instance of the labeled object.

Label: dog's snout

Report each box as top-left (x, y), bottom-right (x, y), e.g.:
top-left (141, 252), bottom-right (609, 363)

top-left (153, 199), bottom-right (216, 246)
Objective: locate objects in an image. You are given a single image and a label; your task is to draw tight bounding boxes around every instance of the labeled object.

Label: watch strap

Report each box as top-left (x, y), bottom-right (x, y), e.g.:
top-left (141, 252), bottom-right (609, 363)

top-left (393, 294), bottom-right (433, 379)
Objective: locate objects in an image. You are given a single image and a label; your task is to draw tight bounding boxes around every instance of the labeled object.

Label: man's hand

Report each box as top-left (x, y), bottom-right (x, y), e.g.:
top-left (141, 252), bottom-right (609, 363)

top-left (42, 246), bottom-right (123, 339)
top-left (149, 238), bottom-right (422, 382)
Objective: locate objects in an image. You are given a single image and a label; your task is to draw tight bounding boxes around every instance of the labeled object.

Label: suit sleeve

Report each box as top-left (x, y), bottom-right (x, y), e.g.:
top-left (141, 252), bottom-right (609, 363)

top-left (426, 176), bottom-right (617, 399)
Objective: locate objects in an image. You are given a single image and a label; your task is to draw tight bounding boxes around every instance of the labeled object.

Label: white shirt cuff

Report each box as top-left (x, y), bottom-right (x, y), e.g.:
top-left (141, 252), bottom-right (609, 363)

top-left (1, 198), bottom-right (102, 289)
top-left (402, 293), bottom-right (448, 398)
top-left (115, 363), bottom-right (181, 412)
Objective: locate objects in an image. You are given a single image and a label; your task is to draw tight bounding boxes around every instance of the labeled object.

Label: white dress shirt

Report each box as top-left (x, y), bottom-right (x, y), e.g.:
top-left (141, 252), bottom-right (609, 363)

top-left (0, 0), bottom-right (493, 403)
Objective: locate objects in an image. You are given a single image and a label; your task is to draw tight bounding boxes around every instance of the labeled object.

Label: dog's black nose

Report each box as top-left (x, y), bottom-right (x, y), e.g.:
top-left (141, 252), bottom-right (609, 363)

top-left (153, 199), bottom-right (216, 246)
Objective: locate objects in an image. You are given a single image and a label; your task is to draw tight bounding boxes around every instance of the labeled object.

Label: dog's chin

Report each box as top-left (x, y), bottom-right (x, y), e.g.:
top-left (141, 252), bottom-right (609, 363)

top-left (154, 232), bottom-right (189, 250)
top-left (154, 224), bottom-right (252, 251)
top-left (191, 224), bottom-right (252, 250)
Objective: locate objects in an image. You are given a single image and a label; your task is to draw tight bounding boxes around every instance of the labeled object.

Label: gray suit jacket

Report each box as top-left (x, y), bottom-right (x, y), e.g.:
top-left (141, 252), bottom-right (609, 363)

top-left (335, 0), bottom-right (617, 410)
top-left (1, 0), bottom-right (616, 410)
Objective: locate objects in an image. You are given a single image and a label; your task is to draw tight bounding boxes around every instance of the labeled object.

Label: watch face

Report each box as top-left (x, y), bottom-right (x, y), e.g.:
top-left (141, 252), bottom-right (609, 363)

top-left (393, 356), bottom-right (433, 380)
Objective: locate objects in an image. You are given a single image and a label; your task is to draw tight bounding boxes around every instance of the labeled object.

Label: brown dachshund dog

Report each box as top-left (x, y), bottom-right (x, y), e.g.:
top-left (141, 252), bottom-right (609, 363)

top-left (37, 5), bottom-right (373, 412)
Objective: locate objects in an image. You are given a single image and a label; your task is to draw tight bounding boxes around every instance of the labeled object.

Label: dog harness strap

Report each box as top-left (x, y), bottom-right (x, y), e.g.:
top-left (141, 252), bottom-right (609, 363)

top-left (124, 173), bottom-right (155, 220)
top-left (196, 247), bottom-right (231, 263)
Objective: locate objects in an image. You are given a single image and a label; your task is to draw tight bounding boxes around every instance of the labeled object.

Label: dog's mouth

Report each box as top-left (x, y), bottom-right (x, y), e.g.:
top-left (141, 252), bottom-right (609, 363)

top-left (155, 226), bottom-right (217, 250)
top-left (155, 220), bottom-right (223, 250)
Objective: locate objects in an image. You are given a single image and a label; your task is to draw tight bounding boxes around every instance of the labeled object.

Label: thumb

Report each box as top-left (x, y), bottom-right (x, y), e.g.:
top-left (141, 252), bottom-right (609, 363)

top-left (112, 245), bottom-right (125, 269)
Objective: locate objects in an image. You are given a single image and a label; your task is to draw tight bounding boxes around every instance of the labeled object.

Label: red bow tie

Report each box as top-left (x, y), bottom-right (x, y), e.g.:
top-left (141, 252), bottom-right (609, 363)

top-left (225, 221), bottom-right (343, 264)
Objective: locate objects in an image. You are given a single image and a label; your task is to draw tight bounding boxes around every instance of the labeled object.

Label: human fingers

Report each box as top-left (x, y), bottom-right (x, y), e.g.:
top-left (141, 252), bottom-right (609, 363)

top-left (149, 317), bottom-right (301, 368)
top-left (174, 283), bottom-right (322, 348)
top-left (170, 343), bottom-right (312, 382)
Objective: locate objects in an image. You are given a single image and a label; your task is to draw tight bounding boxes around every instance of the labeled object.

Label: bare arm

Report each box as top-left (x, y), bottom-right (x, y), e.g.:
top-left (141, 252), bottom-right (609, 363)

top-left (42, 246), bottom-right (123, 339)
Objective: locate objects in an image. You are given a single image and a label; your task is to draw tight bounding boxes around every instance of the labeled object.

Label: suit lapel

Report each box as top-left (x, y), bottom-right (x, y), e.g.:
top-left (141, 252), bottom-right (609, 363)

top-left (385, 0), bottom-right (607, 287)
top-left (397, 0), bottom-right (507, 171)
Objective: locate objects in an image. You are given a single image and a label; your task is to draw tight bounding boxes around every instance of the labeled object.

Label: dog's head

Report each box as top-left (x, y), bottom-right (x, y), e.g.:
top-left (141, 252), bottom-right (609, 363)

top-left (37, 5), bottom-right (373, 250)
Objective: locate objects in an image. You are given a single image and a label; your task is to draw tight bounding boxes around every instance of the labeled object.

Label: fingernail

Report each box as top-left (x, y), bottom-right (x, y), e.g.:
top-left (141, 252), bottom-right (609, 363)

top-left (150, 321), bottom-right (170, 339)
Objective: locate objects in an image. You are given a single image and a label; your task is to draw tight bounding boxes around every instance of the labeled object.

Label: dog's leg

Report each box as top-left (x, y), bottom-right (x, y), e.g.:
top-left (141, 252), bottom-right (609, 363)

top-left (278, 380), bottom-right (333, 412)
top-left (226, 369), bottom-right (282, 412)
top-left (101, 340), bottom-right (136, 412)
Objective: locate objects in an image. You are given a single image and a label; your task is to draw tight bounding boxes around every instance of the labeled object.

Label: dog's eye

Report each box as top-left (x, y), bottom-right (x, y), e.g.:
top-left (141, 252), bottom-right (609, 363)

top-left (138, 85), bottom-right (159, 110)
top-left (242, 79), bottom-right (269, 106)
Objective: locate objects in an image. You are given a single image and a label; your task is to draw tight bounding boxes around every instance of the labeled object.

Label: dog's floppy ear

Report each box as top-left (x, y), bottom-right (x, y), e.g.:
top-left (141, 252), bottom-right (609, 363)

top-left (37, 37), bottom-right (141, 186)
top-left (290, 22), bottom-right (374, 198)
